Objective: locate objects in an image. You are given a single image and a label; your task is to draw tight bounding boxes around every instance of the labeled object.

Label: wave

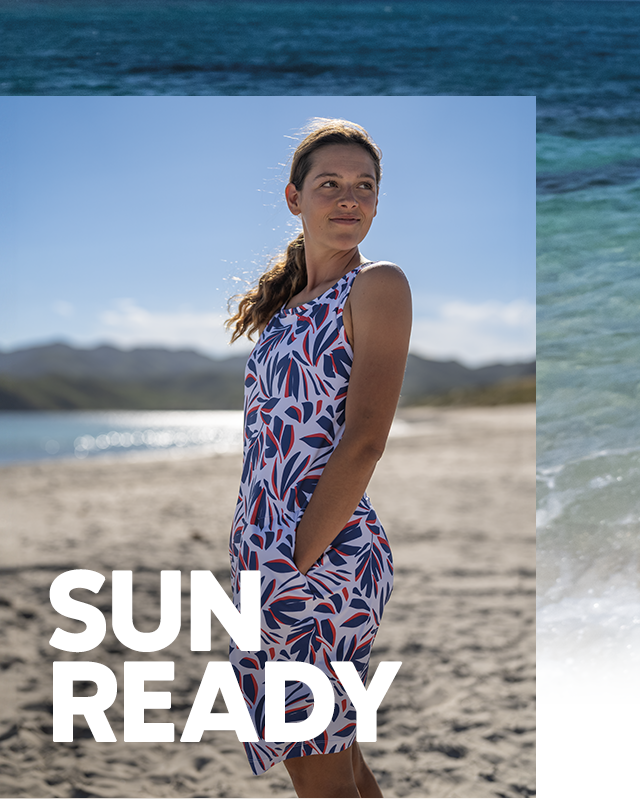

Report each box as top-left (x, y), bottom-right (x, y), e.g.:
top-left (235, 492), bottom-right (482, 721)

top-left (537, 158), bottom-right (640, 194)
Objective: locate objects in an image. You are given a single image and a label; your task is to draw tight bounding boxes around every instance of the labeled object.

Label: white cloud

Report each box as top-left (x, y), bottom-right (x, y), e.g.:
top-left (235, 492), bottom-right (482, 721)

top-left (95, 298), bottom-right (252, 356)
top-left (85, 296), bottom-right (534, 366)
top-left (411, 298), bottom-right (535, 366)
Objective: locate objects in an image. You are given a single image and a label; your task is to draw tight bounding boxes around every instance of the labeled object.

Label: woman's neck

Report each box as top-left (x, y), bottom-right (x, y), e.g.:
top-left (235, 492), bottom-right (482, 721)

top-left (303, 246), bottom-right (362, 293)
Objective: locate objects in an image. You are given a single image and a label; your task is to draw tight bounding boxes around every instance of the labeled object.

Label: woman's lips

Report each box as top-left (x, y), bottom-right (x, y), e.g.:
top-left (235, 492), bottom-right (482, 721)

top-left (330, 217), bottom-right (359, 224)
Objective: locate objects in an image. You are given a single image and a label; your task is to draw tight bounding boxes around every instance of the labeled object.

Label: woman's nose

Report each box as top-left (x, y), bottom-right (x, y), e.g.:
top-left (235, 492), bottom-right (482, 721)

top-left (339, 187), bottom-right (358, 206)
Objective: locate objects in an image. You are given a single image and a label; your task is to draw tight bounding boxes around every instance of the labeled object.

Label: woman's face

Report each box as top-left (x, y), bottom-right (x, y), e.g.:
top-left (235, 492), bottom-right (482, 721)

top-left (285, 143), bottom-right (379, 255)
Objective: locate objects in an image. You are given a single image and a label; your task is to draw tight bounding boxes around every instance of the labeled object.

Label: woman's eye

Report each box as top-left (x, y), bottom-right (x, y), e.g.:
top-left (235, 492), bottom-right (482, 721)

top-left (320, 181), bottom-right (373, 189)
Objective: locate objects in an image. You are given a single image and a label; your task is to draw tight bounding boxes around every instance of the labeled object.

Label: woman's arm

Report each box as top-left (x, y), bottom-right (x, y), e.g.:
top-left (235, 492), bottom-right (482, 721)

top-left (293, 263), bottom-right (412, 574)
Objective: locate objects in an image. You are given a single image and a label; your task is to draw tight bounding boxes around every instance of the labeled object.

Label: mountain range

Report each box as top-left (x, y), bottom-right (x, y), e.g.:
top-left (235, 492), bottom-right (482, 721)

top-left (0, 343), bottom-right (535, 411)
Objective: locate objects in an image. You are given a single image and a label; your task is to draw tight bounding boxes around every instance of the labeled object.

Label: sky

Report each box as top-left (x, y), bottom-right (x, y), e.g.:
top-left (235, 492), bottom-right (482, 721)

top-left (1, 96), bottom-right (535, 366)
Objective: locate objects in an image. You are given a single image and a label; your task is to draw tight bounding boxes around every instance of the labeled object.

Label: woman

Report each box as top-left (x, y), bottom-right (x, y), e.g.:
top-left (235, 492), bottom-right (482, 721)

top-left (226, 118), bottom-right (412, 797)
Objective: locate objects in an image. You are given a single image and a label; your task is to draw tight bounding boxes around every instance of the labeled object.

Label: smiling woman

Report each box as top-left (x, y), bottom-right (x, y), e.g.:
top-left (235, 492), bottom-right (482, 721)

top-left (225, 119), bottom-right (412, 797)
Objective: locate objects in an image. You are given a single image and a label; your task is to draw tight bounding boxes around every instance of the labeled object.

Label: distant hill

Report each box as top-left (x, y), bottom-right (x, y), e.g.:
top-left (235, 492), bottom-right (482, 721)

top-left (400, 353), bottom-right (535, 404)
top-left (410, 374), bottom-right (536, 407)
top-left (0, 343), bottom-right (535, 411)
top-left (0, 342), bottom-right (247, 380)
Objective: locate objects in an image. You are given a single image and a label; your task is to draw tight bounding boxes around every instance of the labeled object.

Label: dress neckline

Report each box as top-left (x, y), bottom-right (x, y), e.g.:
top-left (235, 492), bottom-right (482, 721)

top-left (281, 261), bottom-right (373, 315)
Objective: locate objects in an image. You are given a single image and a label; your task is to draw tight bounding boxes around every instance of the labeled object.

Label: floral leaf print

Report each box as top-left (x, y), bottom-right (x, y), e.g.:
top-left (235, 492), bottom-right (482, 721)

top-left (275, 355), bottom-right (301, 399)
top-left (311, 325), bottom-right (340, 365)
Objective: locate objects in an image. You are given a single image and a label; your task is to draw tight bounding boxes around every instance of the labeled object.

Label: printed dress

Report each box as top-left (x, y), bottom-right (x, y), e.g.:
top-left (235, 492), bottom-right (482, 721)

top-left (229, 262), bottom-right (394, 775)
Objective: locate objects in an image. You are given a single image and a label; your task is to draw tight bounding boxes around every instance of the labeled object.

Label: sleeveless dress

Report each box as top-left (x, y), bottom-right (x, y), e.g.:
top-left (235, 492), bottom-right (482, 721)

top-left (228, 261), bottom-right (395, 775)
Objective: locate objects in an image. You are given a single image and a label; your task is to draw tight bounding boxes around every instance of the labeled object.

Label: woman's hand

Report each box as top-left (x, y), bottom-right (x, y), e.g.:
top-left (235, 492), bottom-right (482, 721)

top-left (293, 263), bottom-right (412, 574)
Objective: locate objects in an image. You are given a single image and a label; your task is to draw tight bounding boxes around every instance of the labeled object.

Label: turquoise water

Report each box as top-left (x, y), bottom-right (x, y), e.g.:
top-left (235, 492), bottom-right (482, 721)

top-left (537, 129), bottom-right (640, 657)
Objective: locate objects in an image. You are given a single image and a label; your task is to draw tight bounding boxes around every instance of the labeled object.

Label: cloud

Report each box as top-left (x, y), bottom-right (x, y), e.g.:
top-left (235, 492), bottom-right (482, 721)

top-left (89, 296), bottom-right (534, 366)
top-left (96, 298), bottom-right (251, 355)
top-left (411, 298), bottom-right (535, 366)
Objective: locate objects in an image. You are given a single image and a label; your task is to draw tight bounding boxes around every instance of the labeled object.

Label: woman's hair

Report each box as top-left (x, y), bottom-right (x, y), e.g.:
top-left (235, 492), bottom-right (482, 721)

top-left (225, 118), bottom-right (382, 342)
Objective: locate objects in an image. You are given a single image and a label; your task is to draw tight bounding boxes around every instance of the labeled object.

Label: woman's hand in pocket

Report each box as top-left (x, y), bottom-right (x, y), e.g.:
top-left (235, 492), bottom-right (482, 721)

top-left (293, 548), bottom-right (315, 576)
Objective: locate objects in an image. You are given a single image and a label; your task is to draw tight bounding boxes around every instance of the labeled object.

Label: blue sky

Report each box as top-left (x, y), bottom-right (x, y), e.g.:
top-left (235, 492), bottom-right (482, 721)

top-left (1, 96), bottom-right (535, 365)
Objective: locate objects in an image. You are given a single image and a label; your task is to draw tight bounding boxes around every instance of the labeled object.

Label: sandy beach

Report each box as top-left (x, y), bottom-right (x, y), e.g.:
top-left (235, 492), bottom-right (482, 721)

top-left (0, 405), bottom-right (535, 799)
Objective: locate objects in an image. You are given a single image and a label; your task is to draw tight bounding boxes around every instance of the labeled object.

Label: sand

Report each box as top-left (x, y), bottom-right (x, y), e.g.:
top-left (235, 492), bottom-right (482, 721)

top-left (0, 405), bottom-right (535, 799)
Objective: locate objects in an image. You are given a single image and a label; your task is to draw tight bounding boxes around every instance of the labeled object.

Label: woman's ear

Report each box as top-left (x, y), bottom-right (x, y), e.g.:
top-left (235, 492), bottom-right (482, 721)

top-left (285, 182), bottom-right (301, 216)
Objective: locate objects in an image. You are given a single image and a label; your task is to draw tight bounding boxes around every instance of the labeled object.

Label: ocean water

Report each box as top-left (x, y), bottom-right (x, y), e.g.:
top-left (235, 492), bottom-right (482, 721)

top-left (0, 410), bottom-right (244, 463)
top-left (536, 130), bottom-right (640, 653)
top-left (0, 0), bottom-right (638, 131)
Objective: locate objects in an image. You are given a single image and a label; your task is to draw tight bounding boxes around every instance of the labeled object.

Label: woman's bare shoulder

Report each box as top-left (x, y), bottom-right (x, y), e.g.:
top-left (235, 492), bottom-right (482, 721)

top-left (344, 260), bottom-right (411, 351)
top-left (355, 261), bottom-right (409, 290)
top-left (351, 261), bottom-right (411, 306)
top-left (360, 259), bottom-right (404, 275)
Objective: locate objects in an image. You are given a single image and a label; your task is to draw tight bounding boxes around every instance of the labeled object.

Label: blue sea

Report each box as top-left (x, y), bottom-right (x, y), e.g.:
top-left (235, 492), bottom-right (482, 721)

top-left (0, 410), bottom-right (244, 463)
top-left (0, 0), bottom-right (637, 125)
top-left (2, 3), bottom-right (640, 791)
